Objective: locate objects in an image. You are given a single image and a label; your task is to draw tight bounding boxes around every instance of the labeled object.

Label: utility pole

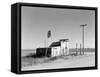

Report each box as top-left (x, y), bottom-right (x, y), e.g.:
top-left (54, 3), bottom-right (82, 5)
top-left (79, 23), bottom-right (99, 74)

top-left (80, 24), bottom-right (87, 55)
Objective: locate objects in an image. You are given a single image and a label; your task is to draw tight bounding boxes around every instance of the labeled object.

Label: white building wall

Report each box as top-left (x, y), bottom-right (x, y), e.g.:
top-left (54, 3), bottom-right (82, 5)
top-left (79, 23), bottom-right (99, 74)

top-left (51, 40), bottom-right (69, 57)
top-left (51, 47), bottom-right (60, 57)
top-left (61, 41), bottom-right (69, 55)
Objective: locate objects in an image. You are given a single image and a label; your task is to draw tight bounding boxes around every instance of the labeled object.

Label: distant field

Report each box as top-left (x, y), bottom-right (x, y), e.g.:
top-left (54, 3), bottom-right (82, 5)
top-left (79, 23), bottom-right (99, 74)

top-left (69, 48), bottom-right (95, 52)
top-left (21, 49), bottom-right (36, 57)
top-left (69, 48), bottom-right (95, 55)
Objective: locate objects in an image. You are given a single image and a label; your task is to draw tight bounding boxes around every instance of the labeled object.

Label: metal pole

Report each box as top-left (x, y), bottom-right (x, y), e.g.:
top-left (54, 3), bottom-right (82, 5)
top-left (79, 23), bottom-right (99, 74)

top-left (76, 43), bottom-right (78, 55)
top-left (80, 44), bottom-right (81, 55)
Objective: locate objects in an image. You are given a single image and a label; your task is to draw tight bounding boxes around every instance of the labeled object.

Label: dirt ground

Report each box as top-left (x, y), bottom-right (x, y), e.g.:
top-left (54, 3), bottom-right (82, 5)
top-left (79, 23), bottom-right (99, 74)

top-left (21, 52), bottom-right (95, 71)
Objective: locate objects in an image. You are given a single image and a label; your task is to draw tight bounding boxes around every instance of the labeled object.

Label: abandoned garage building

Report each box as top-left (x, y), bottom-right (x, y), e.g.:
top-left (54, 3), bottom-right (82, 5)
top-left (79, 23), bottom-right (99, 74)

top-left (36, 39), bottom-right (69, 57)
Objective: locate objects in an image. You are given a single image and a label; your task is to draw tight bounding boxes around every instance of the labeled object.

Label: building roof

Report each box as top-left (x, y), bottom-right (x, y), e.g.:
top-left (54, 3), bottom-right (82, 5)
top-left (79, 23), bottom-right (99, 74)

top-left (49, 41), bottom-right (61, 47)
top-left (60, 39), bottom-right (69, 41)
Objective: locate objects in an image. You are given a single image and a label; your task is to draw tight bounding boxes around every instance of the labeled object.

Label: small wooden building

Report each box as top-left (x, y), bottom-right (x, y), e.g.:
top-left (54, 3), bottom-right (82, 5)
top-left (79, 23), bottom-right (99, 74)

top-left (36, 39), bottom-right (69, 57)
top-left (36, 48), bottom-right (51, 57)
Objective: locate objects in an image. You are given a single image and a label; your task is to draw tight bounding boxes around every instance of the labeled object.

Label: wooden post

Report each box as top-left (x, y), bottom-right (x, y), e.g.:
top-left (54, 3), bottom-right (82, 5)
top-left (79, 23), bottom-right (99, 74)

top-left (80, 24), bottom-right (87, 55)
top-left (76, 43), bottom-right (78, 55)
top-left (80, 44), bottom-right (81, 55)
top-left (82, 26), bottom-right (84, 55)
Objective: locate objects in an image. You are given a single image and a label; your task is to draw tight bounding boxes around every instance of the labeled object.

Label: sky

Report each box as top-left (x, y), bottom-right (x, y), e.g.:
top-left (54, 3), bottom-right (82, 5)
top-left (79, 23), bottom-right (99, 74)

top-left (21, 6), bottom-right (95, 49)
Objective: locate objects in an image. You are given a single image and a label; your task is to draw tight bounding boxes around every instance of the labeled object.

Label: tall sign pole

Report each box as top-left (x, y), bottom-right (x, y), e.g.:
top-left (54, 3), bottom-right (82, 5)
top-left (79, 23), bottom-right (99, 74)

top-left (80, 24), bottom-right (87, 55)
top-left (45, 30), bottom-right (51, 57)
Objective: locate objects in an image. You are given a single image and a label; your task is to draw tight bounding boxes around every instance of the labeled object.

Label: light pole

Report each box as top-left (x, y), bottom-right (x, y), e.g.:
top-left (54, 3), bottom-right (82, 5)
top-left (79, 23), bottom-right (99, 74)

top-left (80, 24), bottom-right (87, 55)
